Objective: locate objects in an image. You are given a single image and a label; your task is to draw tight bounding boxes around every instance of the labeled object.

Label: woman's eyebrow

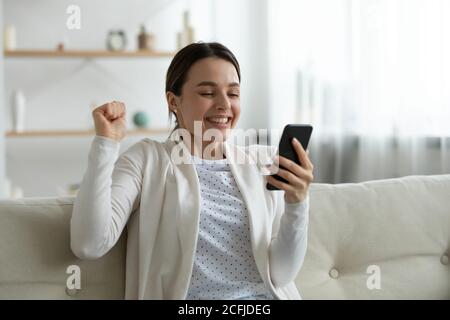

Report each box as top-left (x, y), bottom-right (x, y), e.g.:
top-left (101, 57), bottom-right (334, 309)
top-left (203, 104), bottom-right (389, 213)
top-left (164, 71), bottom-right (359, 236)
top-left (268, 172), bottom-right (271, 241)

top-left (196, 81), bottom-right (240, 87)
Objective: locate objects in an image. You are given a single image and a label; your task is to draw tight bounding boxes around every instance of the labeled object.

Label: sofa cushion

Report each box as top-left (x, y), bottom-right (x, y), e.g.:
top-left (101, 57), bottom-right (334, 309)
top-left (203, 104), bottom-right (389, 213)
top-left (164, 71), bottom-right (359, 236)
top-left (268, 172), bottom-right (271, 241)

top-left (0, 197), bottom-right (126, 299)
top-left (296, 174), bottom-right (450, 299)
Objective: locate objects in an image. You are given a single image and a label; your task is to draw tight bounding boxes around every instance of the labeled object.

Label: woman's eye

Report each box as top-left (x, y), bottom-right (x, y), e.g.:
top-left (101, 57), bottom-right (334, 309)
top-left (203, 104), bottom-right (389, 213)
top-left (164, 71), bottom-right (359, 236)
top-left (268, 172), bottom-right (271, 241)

top-left (200, 92), bottom-right (239, 97)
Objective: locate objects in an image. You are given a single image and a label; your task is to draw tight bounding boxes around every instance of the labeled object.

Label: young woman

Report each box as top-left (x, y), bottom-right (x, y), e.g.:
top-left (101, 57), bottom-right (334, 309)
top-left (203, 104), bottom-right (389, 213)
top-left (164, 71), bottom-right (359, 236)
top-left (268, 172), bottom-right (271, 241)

top-left (70, 42), bottom-right (314, 300)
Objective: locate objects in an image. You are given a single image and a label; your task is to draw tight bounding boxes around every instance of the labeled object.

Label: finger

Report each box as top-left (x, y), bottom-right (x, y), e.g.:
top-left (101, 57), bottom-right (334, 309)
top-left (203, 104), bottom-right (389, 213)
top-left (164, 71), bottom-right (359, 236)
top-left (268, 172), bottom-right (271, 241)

top-left (266, 175), bottom-right (295, 192)
top-left (305, 152), bottom-right (313, 170)
top-left (274, 167), bottom-right (301, 186)
top-left (93, 103), bottom-right (107, 115)
top-left (92, 106), bottom-right (104, 118)
top-left (292, 138), bottom-right (313, 170)
top-left (111, 101), bottom-right (120, 119)
top-left (276, 167), bottom-right (312, 186)
top-left (276, 155), bottom-right (303, 178)
top-left (104, 103), bottom-right (112, 119)
top-left (115, 102), bottom-right (127, 119)
top-left (276, 155), bottom-right (314, 183)
top-left (291, 137), bottom-right (313, 169)
top-left (97, 107), bottom-right (110, 120)
top-left (93, 109), bottom-right (108, 123)
top-left (116, 101), bottom-right (126, 117)
top-left (303, 148), bottom-right (314, 170)
top-left (107, 102), bottom-right (119, 120)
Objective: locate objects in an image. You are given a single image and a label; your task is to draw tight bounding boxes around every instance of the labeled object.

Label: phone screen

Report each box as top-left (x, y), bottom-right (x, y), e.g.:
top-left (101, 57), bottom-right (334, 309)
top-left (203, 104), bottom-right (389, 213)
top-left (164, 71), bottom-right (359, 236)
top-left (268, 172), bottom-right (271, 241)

top-left (266, 124), bottom-right (313, 191)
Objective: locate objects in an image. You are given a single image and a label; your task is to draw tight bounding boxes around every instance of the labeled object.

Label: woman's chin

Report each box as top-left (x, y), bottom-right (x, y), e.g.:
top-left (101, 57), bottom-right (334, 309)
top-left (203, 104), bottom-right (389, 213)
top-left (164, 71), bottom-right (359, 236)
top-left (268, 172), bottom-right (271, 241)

top-left (204, 124), bottom-right (232, 140)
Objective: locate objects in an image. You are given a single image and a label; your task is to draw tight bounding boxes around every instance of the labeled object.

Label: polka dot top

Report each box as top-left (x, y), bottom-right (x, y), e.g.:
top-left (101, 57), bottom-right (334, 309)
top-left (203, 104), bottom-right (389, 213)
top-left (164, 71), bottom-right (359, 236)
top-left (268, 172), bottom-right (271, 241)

top-left (186, 154), bottom-right (275, 300)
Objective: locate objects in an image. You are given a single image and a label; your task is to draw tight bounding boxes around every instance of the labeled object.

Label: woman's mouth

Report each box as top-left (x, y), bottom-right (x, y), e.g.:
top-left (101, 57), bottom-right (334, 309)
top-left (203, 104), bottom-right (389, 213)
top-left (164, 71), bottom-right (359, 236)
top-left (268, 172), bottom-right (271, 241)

top-left (205, 116), bottom-right (232, 128)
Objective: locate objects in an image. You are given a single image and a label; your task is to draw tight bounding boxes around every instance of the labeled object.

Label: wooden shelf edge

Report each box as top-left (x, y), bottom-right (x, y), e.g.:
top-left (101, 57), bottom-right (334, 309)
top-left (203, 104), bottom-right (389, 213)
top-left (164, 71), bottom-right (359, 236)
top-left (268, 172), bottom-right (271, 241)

top-left (4, 49), bottom-right (175, 58)
top-left (5, 128), bottom-right (171, 137)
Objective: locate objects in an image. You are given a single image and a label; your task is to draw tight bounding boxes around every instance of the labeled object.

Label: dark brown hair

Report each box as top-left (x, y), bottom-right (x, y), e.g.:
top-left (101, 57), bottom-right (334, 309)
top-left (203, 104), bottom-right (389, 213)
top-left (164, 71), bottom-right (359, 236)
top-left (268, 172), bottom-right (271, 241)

top-left (166, 42), bottom-right (241, 131)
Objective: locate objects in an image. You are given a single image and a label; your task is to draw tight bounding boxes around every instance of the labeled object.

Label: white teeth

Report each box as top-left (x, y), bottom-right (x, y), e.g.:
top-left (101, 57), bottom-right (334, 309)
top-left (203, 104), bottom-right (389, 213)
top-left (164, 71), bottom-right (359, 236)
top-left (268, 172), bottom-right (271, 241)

top-left (207, 117), bottom-right (229, 124)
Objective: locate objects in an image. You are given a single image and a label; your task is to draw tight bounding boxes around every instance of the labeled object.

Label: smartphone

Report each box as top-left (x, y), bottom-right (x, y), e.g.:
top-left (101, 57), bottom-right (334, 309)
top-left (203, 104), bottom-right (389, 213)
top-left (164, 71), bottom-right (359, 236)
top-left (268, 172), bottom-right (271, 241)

top-left (266, 124), bottom-right (313, 191)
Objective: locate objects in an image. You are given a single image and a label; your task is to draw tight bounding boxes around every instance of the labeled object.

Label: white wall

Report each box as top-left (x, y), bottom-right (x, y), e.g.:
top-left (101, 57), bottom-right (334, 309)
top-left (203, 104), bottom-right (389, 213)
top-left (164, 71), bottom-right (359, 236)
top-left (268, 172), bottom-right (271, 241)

top-left (3, 0), bottom-right (270, 197)
top-left (213, 0), bottom-right (270, 131)
top-left (3, 0), bottom-right (207, 132)
top-left (0, 0), bottom-right (6, 199)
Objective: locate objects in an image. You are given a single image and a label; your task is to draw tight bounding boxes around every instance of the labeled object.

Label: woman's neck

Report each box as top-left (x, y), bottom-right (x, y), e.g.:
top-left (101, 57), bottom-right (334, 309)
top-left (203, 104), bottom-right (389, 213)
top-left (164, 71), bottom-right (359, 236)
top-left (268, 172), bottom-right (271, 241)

top-left (189, 136), bottom-right (225, 160)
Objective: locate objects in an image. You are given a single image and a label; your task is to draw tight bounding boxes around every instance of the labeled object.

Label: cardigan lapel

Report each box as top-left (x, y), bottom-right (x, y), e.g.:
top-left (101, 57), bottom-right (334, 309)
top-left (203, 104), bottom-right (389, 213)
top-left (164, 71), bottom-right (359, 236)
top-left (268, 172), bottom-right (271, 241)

top-left (164, 132), bottom-right (202, 297)
top-left (223, 141), bottom-right (272, 279)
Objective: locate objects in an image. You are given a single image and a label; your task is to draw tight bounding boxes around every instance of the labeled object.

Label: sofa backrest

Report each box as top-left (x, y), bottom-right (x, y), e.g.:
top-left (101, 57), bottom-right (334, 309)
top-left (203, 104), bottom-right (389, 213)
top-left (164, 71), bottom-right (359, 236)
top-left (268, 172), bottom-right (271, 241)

top-left (296, 174), bottom-right (450, 299)
top-left (0, 197), bottom-right (126, 299)
top-left (0, 174), bottom-right (449, 299)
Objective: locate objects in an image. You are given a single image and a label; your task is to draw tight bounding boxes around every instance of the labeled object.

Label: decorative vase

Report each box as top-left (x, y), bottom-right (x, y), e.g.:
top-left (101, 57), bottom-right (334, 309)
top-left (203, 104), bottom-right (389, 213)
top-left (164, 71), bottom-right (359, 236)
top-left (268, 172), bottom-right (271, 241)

top-left (11, 89), bottom-right (26, 132)
top-left (176, 10), bottom-right (195, 50)
top-left (138, 25), bottom-right (155, 51)
top-left (4, 25), bottom-right (17, 51)
top-left (133, 111), bottom-right (150, 128)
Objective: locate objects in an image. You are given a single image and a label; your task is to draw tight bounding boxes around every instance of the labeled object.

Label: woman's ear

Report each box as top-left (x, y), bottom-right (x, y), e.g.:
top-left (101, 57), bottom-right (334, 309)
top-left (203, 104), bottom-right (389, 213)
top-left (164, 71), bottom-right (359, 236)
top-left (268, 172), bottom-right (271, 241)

top-left (166, 91), bottom-right (179, 113)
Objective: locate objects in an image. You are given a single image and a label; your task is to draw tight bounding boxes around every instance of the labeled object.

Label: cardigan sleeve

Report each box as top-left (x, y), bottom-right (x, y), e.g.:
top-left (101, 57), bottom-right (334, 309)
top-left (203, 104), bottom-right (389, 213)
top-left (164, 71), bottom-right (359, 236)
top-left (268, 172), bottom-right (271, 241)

top-left (246, 143), bottom-right (310, 288)
top-left (70, 136), bottom-right (144, 259)
top-left (269, 194), bottom-right (309, 288)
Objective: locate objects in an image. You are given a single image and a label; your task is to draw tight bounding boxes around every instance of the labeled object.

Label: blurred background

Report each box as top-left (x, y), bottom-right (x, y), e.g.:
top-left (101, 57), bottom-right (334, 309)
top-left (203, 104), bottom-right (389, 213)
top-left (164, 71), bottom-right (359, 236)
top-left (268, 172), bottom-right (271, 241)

top-left (0, 0), bottom-right (449, 198)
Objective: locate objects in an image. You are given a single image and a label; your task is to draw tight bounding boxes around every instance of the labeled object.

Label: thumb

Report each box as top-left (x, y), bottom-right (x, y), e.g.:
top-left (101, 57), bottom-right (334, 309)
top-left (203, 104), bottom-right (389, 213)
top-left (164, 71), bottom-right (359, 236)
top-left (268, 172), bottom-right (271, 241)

top-left (94, 110), bottom-right (110, 124)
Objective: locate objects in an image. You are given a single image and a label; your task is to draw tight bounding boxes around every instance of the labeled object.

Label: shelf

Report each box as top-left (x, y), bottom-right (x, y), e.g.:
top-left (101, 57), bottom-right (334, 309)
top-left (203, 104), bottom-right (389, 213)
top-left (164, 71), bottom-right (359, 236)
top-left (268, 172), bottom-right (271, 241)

top-left (4, 49), bottom-right (175, 58)
top-left (5, 128), bottom-right (171, 137)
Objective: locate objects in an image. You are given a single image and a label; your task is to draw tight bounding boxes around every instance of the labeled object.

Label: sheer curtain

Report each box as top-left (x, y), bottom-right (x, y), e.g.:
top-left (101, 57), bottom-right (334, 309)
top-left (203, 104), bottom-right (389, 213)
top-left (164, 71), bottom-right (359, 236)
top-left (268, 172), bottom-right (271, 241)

top-left (267, 0), bottom-right (450, 183)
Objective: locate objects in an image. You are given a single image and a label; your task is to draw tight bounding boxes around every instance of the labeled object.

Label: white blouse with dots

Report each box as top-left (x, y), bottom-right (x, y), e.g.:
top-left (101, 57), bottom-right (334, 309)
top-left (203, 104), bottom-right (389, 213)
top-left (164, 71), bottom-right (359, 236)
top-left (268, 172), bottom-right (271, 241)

top-left (186, 154), bottom-right (309, 300)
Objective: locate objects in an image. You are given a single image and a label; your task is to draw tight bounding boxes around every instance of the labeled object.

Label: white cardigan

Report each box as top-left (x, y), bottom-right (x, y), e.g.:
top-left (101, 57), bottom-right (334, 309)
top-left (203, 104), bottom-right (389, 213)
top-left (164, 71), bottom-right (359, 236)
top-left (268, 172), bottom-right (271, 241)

top-left (71, 130), bottom-right (308, 299)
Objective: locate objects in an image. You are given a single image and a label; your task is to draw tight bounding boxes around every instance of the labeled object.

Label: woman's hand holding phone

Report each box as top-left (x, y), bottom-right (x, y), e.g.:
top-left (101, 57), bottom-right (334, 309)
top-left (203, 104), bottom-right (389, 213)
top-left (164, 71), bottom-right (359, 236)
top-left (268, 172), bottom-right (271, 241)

top-left (266, 137), bottom-right (314, 204)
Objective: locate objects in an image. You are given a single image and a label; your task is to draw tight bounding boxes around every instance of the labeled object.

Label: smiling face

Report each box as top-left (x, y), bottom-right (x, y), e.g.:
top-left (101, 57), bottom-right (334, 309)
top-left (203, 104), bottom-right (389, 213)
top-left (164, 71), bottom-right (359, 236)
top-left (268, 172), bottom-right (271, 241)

top-left (167, 57), bottom-right (241, 142)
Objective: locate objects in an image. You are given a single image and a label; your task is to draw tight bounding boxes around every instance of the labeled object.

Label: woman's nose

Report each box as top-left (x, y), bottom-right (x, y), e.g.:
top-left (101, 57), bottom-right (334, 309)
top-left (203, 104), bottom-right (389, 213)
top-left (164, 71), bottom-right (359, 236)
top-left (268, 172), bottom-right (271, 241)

top-left (215, 94), bottom-right (231, 110)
